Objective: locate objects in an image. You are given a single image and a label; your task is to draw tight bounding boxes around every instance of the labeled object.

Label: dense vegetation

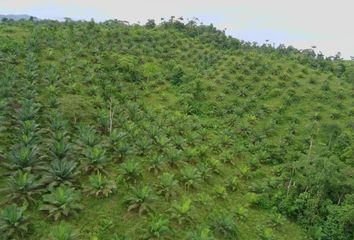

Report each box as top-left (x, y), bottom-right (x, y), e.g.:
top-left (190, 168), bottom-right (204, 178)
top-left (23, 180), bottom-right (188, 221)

top-left (0, 18), bottom-right (353, 240)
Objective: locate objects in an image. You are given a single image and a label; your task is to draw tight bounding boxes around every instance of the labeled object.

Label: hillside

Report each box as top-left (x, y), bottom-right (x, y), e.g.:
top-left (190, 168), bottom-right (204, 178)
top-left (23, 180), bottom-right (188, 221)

top-left (0, 19), bottom-right (353, 240)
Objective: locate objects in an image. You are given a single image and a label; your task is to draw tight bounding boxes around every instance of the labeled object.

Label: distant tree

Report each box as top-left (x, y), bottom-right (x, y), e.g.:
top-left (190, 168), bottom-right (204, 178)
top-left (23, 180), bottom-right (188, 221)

top-left (145, 19), bottom-right (156, 29)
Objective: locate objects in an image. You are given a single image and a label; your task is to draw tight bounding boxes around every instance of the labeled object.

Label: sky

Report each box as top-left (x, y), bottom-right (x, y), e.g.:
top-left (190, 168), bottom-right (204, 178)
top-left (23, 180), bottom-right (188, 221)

top-left (1, 0), bottom-right (353, 59)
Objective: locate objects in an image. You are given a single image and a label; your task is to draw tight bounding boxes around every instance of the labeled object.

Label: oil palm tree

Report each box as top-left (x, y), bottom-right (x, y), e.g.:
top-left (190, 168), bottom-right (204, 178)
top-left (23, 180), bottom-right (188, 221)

top-left (179, 165), bottom-right (201, 189)
top-left (140, 214), bottom-right (171, 240)
top-left (155, 173), bottom-right (179, 200)
top-left (0, 170), bottom-right (42, 204)
top-left (168, 198), bottom-right (193, 224)
top-left (82, 146), bottom-right (109, 173)
top-left (48, 222), bottom-right (80, 240)
top-left (43, 160), bottom-right (78, 189)
top-left (124, 185), bottom-right (157, 216)
top-left (119, 160), bottom-right (142, 182)
top-left (84, 172), bottom-right (117, 198)
top-left (0, 204), bottom-right (30, 240)
top-left (3, 145), bottom-right (44, 172)
top-left (40, 186), bottom-right (83, 221)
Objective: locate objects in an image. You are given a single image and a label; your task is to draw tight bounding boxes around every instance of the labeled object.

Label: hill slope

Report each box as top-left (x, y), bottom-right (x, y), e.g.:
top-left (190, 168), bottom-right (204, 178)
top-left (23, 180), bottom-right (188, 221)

top-left (0, 19), bottom-right (353, 240)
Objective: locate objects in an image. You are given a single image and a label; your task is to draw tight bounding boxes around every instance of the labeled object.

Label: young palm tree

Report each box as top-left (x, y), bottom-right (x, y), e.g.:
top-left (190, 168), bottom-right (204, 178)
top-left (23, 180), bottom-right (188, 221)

top-left (77, 125), bottom-right (99, 148)
top-left (18, 120), bottom-right (40, 146)
top-left (124, 185), bottom-right (157, 216)
top-left (226, 176), bottom-right (239, 192)
top-left (155, 173), bottom-right (179, 200)
top-left (40, 186), bottom-right (83, 221)
top-left (140, 214), bottom-right (171, 240)
top-left (197, 162), bottom-right (213, 182)
top-left (188, 227), bottom-right (215, 240)
top-left (147, 155), bottom-right (166, 175)
top-left (50, 140), bottom-right (71, 161)
top-left (179, 165), bottom-right (201, 189)
top-left (48, 222), bottom-right (80, 240)
top-left (213, 185), bottom-right (227, 200)
top-left (209, 212), bottom-right (239, 239)
top-left (3, 145), bottom-right (44, 172)
top-left (113, 141), bottom-right (132, 162)
top-left (0, 170), bottom-right (42, 204)
top-left (43, 160), bottom-right (78, 189)
top-left (16, 99), bottom-right (40, 122)
top-left (109, 129), bottom-right (128, 147)
top-left (135, 136), bottom-right (152, 156)
top-left (82, 146), bottom-right (109, 173)
top-left (169, 198), bottom-right (193, 225)
top-left (84, 172), bottom-right (117, 198)
top-left (119, 160), bottom-right (142, 182)
top-left (164, 147), bottom-right (182, 167)
top-left (0, 204), bottom-right (30, 240)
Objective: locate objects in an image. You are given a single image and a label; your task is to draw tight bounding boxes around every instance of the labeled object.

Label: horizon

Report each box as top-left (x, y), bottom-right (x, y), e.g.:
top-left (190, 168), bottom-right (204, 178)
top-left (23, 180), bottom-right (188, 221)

top-left (1, 0), bottom-right (353, 59)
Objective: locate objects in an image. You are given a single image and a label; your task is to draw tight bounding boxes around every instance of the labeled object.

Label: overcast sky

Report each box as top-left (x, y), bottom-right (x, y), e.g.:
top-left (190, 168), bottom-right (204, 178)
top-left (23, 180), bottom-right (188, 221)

top-left (1, 0), bottom-right (353, 59)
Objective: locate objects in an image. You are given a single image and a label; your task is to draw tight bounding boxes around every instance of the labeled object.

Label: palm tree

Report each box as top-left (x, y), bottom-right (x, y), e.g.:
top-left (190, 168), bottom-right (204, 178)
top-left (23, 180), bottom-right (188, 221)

top-left (155, 173), bottom-right (179, 200)
top-left (119, 160), bottom-right (142, 182)
top-left (49, 140), bottom-right (71, 161)
top-left (147, 155), bottom-right (166, 175)
top-left (168, 198), bottom-right (193, 224)
top-left (17, 120), bottom-right (40, 146)
top-left (124, 185), bottom-right (157, 216)
top-left (16, 99), bottom-right (40, 122)
top-left (226, 177), bottom-right (239, 192)
top-left (43, 160), bottom-right (78, 189)
top-left (0, 170), bottom-right (42, 204)
top-left (135, 136), bottom-right (152, 156)
top-left (188, 227), bottom-right (215, 240)
top-left (197, 162), bottom-right (212, 182)
top-left (77, 125), bottom-right (99, 148)
top-left (3, 145), bottom-right (44, 172)
top-left (179, 165), bottom-right (201, 189)
top-left (140, 214), bottom-right (171, 239)
top-left (48, 223), bottom-right (80, 240)
top-left (0, 204), bottom-right (30, 240)
top-left (209, 212), bottom-right (239, 239)
top-left (84, 172), bottom-right (117, 198)
top-left (82, 146), bottom-right (109, 173)
top-left (40, 186), bottom-right (83, 221)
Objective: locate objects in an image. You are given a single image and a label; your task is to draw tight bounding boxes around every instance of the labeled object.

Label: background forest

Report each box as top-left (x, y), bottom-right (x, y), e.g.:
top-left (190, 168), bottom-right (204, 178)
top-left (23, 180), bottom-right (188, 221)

top-left (0, 18), bottom-right (353, 240)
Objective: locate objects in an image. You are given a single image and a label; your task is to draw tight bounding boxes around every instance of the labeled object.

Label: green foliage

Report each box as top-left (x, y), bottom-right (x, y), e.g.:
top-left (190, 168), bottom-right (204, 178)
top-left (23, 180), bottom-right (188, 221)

top-left (179, 165), bottom-right (201, 189)
top-left (124, 185), bottom-right (157, 216)
top-left (188, 227), bottom-right (215, 240)
top-left (0, 170), bottom-right (42, 204)
top-left (43, 160), bottom-right (78, 188)
top-left (48, 223), bottom-right (80, 240)
top-left (0, 204), bottom-right (30, 240)
top-left (119, 160), bottom-right (142, 182)
top-left (155, 173), bottom-right (179, 200)
top-left (84, 172), bottom-right (117, 198)
top-left (4, 145), bottom-right (44, 172)
top-left (40, 186), bottom-right (83, 221)
top-left (0, 18), bottom-right (353, 240)
top-left (209, 212), bottom-right (239, 239)
top-left (169, 198), bottom-right (193, 225)
top-left (140, 214), bottom-right (171, 240)
top-left (82, 146), bottom-right (109, 173)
